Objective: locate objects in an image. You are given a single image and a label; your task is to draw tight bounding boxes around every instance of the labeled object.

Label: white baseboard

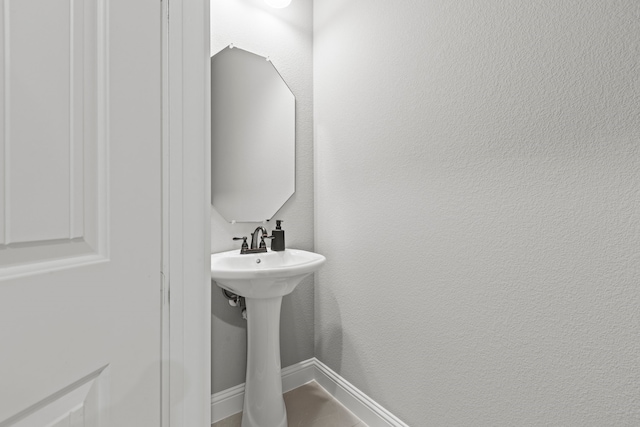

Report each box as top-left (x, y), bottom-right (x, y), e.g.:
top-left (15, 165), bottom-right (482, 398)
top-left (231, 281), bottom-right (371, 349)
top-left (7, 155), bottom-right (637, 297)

top-left (210, 382), bottom-right (245, 423)
top-left (312, 359), bottom-right (409, 427)
top-left (281, 358), bottom-right (316, 393)
top-left (211, 358), bottom-right (408, 427)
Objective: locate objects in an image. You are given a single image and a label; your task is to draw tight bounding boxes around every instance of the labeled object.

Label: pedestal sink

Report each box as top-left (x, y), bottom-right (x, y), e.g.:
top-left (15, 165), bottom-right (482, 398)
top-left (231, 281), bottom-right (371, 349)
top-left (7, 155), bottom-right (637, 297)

top-left (211, 248), bottom-right (326, 427)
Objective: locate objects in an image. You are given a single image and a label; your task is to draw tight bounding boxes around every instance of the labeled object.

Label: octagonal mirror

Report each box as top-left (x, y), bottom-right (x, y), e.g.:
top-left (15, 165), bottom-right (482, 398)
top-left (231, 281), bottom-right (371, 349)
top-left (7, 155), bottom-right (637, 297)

top-left (211, 46), bottom-right (295, 222)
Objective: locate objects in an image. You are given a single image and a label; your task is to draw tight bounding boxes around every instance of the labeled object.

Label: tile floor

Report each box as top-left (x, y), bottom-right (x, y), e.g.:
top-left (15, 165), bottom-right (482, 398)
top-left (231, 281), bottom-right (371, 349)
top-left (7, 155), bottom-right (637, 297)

top-left (212, 381), bottom-right (367, 427)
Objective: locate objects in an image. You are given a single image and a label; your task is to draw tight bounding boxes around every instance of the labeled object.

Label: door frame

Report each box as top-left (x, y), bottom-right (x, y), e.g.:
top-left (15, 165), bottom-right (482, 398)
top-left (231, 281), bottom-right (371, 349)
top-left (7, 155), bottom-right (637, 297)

top-left (162, 0), bottom-right (211, 426)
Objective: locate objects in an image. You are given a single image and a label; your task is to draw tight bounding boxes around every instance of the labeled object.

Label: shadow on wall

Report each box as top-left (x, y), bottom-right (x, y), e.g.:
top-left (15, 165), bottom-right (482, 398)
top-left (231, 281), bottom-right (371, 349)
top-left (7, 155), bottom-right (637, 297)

top-left (317, 291), bottom-right (372, 396)
top-left (211, 280), bottom-right (248, 393)
top-left (280, 275), bottom-right (315, 366)
top-left (211, 281), bottom-right (247, 329)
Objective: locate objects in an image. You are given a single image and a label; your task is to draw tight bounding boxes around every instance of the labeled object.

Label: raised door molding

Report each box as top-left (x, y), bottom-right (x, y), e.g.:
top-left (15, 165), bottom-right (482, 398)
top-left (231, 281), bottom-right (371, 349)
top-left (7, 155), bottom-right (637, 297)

top-left (0, 366), bottom-right (109, 427)
top-left (0, 0), bottom-right (108, 279)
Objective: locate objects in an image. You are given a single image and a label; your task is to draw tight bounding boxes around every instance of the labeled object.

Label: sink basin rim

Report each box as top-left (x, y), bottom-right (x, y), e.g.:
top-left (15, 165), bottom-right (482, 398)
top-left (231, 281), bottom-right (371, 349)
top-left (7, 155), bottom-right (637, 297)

top-left (210, 248), bottom-right (326, 280)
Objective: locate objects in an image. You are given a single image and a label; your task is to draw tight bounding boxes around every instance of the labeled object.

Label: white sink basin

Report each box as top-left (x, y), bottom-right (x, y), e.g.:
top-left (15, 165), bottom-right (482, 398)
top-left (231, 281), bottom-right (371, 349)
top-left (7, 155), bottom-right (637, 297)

top-left (210, 248), bottom-right (326, 299)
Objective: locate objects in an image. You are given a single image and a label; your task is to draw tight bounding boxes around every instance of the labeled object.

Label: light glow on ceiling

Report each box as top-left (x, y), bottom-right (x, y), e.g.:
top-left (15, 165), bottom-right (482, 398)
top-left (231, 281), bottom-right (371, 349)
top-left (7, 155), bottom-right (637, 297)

top-left (265, 0), bottom-right (291, 8)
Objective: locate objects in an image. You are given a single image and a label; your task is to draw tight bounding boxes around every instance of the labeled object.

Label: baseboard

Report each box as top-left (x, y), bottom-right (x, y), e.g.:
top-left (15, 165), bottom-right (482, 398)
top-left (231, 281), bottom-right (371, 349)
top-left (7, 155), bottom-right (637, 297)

top-left (210, 382), bottom-right (245, 423)
top-left (211, 358), bottom-right (408, 427)
top-left (312, 359), bottom-right (409, 427)
top-left (281, 358), bottom-right (316, 393)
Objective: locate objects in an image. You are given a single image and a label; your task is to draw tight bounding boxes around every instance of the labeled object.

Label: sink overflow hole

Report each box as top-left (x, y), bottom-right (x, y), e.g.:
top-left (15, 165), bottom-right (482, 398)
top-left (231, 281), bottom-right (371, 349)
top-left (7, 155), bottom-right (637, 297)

top-left (256, 259), bottom-right (261, 264)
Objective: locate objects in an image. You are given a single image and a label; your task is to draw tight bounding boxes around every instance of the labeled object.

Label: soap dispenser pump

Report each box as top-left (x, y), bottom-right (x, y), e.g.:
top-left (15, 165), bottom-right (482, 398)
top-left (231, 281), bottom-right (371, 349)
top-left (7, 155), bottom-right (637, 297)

top-left (271, 220), bottom-right (285, 251)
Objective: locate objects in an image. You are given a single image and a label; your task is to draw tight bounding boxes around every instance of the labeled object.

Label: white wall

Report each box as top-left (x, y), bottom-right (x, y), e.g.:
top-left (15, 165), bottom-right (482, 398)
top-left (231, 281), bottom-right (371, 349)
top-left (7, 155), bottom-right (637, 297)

top-left (314, 1), bottom-right (640, 425)
top-left (210, 0), bottom-right (314, 393)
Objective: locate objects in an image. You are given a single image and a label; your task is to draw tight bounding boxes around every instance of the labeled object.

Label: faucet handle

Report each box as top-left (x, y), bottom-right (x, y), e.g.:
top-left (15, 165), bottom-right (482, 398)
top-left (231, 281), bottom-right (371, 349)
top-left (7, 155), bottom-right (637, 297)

top-left (260, 234), bottom-right (275, 249)
top-left (233, 236), bottom-right (249, 252)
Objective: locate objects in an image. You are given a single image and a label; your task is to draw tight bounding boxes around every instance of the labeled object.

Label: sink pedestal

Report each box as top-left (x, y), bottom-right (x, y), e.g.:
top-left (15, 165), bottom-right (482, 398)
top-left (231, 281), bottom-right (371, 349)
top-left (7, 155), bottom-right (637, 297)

top-left (242, 296), bottom-right (287, 427)
top-left (210, 249), bottom-right (326, 427)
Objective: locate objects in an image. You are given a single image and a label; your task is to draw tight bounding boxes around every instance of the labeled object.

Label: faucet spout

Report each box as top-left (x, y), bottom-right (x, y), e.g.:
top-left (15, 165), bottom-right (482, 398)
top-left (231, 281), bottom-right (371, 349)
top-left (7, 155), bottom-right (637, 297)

top-left (250, 226), bottom-right (268, 250)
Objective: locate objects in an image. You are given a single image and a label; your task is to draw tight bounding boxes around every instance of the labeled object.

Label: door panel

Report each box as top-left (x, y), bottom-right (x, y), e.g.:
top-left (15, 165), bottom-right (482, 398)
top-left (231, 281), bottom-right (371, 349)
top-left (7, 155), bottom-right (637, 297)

top-left (4, 366), bottom-right (107, 427)
top-left (0, 0), bottom-right (102, 276)
top-left (0, 0), bottom-right (162, 425)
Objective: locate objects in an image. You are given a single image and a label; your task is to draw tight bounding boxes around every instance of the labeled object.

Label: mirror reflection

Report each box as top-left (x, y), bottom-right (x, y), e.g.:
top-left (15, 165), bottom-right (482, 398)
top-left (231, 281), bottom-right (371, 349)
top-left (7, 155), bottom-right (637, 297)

top-left (211, 46), bottom-right (295, 222)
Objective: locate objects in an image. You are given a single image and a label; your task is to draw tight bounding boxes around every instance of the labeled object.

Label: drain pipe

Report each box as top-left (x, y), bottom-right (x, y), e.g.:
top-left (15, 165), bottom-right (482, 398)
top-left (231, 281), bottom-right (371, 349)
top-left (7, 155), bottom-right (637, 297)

top-left (221, 288), bottom-right (247, 319)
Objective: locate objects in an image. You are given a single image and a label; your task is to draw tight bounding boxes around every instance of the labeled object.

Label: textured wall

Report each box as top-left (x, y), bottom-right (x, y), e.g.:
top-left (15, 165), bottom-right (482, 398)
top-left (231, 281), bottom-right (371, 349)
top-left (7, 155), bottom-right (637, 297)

top-left (210, 0), bottom-right (314, 393)
top-left (314, 1), bottom-right (640, 425)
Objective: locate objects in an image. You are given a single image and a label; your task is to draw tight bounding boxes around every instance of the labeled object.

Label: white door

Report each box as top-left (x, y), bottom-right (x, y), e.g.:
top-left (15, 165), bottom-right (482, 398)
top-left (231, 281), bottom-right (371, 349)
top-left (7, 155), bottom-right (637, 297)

top-left (0, 0), bottom-right (162, 425)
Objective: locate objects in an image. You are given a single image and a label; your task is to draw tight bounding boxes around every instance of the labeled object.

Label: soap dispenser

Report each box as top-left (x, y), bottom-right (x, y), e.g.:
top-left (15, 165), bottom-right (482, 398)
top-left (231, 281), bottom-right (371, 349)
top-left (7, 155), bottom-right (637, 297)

top-left (271, 220), bottom-right (285, 251)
